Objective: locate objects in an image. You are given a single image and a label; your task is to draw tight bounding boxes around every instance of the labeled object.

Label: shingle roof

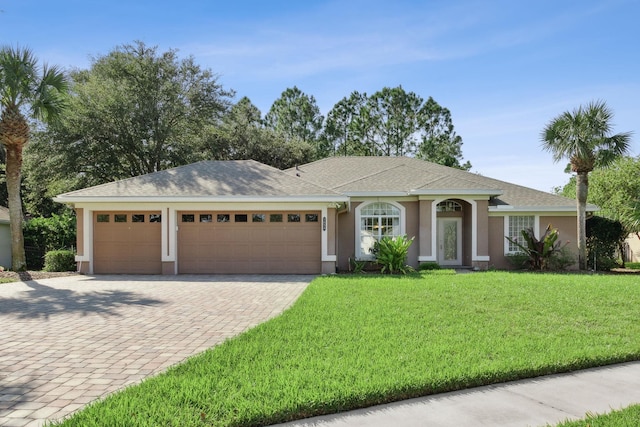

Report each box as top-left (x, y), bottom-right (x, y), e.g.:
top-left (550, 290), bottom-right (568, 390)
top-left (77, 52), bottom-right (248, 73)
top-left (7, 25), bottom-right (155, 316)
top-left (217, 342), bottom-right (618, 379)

top-left (287, 156), bottom-right (580, 209)
top-left (56, 160), bottom-right (344, 201)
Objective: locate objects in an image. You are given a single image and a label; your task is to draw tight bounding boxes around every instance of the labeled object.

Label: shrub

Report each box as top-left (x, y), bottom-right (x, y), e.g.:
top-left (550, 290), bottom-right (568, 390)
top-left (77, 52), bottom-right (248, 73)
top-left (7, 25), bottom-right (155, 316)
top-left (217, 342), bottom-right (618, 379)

top-left (23, 211), bottom-right (76, 269)
top-left (374, 235), bottom-right (414, 274)
top-left (586, 216), bottom-right (626, 271)
top-left (505, 252), bottom-right (530, 269)
top-left (418, 262), bottom-right (441, 271)
top-left (547, 247), bottom-right (577, 271)
top-left (43, 250), bottom-right (76, 272)
top-left (505, 225), bottom-right (569, 270)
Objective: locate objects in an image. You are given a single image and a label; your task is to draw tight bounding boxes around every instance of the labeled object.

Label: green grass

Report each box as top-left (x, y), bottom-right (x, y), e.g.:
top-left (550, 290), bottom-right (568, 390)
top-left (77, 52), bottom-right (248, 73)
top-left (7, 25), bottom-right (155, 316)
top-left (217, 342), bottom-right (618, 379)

top-left (53, 272), bottom-right (640, 427)
top-left (554, 404), bottom-right (640, 426)
top-left (626, 262), bottom-right (640, 270)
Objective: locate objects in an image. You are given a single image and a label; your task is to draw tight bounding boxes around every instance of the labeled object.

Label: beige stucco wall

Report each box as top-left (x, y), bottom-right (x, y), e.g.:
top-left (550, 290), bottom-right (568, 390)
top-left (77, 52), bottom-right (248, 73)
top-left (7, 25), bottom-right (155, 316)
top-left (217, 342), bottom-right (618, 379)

top-left (488, 215), bottom-right (578, 270)
top-left (488, 216), bottom-right (510, 269)
top-left (327, 207), bottom-right (336, 256)
top-left (337, 202), bottom-right (358, 271)
top-left (476, 200), bottom-right (489, 258)
top-left (419, 200), bottom-right (433, 258)
top-left (401, 201), bottom-right (420, 268)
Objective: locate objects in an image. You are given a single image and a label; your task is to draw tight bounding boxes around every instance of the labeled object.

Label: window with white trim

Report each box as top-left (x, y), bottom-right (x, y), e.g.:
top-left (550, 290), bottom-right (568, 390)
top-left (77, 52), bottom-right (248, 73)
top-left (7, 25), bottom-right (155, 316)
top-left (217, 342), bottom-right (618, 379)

top-left (357, 202), bottom-right (403, 259)
top-left (508, 216), bottom-right (535, 252)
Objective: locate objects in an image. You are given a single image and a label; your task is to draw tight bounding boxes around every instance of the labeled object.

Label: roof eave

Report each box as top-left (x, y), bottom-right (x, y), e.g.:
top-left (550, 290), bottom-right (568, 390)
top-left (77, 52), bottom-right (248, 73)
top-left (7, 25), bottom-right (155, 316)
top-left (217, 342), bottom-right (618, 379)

top-left (409, 189), bottom-right (504, 196)
top-left (488, 205), bottom-right (600, 213)
top-left (53, 195), bottom-right (350, 204)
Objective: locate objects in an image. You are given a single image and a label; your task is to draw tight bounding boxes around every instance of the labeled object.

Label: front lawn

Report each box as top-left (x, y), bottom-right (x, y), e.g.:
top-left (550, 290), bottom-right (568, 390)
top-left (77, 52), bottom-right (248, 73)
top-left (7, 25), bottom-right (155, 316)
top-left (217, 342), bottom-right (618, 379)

top-left (53, 272), bottom-right (640, 427)
top-left (554, 404), bottom-right (640, 426)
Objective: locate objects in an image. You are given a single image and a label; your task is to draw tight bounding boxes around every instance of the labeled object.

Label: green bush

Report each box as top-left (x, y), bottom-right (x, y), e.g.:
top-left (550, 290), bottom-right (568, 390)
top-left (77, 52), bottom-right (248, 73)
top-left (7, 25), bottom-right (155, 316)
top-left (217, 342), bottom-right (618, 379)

top-left (627, 262), bottom-right (640, 270)
top-left (23, 211), bottom-right (76, 269)
top-left (547, 247), bottom-right (577, 270)
top-left (43, 250), bottom-right (76, 272)
top-left (586, 216), bottom-right (626, 271)
top-left (505, 252), bottom-right (530, 269)
top-left (505, 224), bottom-right (569, 270)
top-left (418, 262), bottom-right (441, 271)
top-left (374, 235), bottom-right (414, 274)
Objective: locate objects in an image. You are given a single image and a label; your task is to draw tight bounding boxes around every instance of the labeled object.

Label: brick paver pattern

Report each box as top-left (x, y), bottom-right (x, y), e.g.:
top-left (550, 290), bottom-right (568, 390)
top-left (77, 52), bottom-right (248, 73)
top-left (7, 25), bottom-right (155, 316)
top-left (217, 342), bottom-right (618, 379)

top-left (0, 274), bottom-right (312, 427)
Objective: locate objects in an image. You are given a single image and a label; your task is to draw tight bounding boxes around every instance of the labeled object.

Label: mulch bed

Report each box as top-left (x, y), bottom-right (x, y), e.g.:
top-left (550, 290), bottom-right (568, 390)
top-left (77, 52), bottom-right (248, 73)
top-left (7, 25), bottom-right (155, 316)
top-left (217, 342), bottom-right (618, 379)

top-left (0, 271), bottom-right (79, 282)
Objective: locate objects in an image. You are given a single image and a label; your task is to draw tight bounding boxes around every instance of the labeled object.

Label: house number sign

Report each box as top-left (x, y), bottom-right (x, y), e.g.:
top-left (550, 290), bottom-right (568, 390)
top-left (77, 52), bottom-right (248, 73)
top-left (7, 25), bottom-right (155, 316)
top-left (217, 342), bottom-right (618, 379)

top-left (322, 216), bottom-right (327, 231)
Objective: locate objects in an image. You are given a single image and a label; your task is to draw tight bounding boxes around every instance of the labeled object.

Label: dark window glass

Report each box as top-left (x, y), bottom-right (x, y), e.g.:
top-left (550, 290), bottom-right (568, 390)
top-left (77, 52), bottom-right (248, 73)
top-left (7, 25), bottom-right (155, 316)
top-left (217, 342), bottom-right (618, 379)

top-left (132, 214), bottom-right (145, 223)
top-left (235, 214), bottom-right (248, 223)
top-left (252, 214), bottom-right (266, 223)
top-left (288, 213), bottom-right (301, 223)
top-left (182, 214), bottom-right (195, 223)
top-left (97, 214), bottom-right (109, 223)
top-left (114, 214), bottom-right (127, 223)
top-left (305, 213), bottom-right (319, 222)
top-left (217, 214), bottom-right (230, 223)
top-left (270, 214), bottom-right (283, 223)
top-left (200, 214), bottom-right (213, 223)
top-left (150, 214), bottom-right (162, 223)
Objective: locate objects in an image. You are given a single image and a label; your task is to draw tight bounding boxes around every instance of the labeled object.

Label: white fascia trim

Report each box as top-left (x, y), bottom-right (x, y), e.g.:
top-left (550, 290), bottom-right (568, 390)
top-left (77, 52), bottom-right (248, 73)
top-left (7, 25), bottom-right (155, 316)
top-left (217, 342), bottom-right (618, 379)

top-left (473, 256), bottom-right (490, 262)
top-left (412, 189), bottom-right (502, 197)
top-left (54, 195), bottom-right (349, 204)
top-left (418, 256), bottom-right (437, 262)
top-left (489, 205), bottom-right (599, 213)
top-left (343, 191), bottom-right (409, 197)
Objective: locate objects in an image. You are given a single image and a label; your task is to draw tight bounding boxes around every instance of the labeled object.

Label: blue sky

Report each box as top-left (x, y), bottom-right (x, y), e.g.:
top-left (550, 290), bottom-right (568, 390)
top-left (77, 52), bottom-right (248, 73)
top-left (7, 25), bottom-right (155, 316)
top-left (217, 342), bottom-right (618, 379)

top-left (1, 0), bottom-right (638, 192)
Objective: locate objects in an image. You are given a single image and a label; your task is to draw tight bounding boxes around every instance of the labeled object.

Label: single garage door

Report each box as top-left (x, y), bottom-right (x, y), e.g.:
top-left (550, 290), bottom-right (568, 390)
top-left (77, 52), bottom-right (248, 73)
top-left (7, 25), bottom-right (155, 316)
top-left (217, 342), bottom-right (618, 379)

top-left (178, 211), bottom-right (321, 274)
top-left (93, 211), bottom-right (162, 274)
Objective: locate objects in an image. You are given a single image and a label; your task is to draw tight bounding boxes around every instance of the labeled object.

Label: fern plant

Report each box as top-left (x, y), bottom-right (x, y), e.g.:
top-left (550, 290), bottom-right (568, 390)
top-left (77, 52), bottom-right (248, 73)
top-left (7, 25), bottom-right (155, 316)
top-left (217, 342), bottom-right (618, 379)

top-left (374, 235), bottom-right (414, 274)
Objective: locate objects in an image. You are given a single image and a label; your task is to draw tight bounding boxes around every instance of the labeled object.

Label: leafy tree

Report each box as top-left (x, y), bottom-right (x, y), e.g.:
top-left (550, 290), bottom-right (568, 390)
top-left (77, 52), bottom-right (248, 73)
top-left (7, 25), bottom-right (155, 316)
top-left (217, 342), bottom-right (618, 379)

top-left (208, 96), bottom-right (314, 169)
top-left (541, 100), bottom-right (632, 270)
top-left (367, 86), bottom-right (422, 156)
top-left (27, 41), bottom-right (234, 198)
top-left (417, 97), bottom-right (471, 170)
top-left (321, 86), bottom-right (470, 167)
top-left (321, 91), bottom-right (369, 156)
top-left (0, 46), bottom-right (69, 270)
top-left (264, 86), bottom-right (324, 158)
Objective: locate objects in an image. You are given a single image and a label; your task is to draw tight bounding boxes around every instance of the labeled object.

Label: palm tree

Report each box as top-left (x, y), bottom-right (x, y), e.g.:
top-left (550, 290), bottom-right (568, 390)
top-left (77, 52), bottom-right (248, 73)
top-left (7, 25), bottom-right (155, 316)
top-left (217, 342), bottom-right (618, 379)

top-left (541, 100), bottom-right (632, 270)
top-left (0, 46), bottom-right (69, 271)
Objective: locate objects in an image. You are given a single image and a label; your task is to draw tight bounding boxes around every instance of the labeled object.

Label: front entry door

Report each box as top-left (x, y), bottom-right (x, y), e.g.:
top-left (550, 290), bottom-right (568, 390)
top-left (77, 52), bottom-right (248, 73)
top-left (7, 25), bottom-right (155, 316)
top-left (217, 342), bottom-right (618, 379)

top-left (437, 218), bottom-right (462, 266)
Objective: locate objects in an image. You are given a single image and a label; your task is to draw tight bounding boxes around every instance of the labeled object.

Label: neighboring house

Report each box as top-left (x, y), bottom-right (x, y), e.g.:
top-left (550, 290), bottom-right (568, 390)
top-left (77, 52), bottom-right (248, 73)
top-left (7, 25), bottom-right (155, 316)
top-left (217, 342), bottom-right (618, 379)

top-left (624, 233), bottom-right (640, 262)
top-left (0, 206), bottom-right (11, 269)
top-left (54, 157), bottom-right (587, 275)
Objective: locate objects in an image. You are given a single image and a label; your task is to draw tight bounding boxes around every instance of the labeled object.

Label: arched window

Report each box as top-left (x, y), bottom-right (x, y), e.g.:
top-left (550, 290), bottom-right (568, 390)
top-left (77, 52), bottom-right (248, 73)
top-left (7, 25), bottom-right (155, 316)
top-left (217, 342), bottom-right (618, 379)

top-left (356, 201), bottom-right (404, 259)
top-left (436, 200), bottom-right (462, 212)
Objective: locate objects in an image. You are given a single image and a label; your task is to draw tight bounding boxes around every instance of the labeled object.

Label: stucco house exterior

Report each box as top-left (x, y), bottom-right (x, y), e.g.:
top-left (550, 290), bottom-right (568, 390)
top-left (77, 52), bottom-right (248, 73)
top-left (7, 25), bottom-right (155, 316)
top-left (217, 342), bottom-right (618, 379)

top-left (0, 206), bottom-right (11, 269)
top-left (54, 156), bottom-right (583, 275)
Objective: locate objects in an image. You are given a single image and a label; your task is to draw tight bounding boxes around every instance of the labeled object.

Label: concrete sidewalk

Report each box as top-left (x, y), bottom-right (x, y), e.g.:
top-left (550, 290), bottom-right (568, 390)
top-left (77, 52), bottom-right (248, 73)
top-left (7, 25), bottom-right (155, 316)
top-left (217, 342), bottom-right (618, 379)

top-left (277, 361), bottom-right (640, 427)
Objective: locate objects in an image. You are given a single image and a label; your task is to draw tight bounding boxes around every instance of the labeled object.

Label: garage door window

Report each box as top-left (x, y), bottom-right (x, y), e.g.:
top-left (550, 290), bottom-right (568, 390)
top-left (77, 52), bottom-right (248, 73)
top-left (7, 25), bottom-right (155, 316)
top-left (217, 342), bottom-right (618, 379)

top-left (305, 213), bottom-right (318, 222)
top-left (182, 214), bottom-right (195, 223)
top-left (132, 214), bottom-right (145, 223)
top-left (114, 214), bottom-right (127, 223)
top-left (150, 214), bottom-right (162, 223)
top-left (200, 214), bottom-right (212, 223)
top-left (252, 214), bottom-right (266, 222)
top-left (217, 214), bottom-right (230, 223)
top-left (270, 214), bottom-right (283, 222)
top-left (235, 214), bottom-right (248, 222)
top-left (97, 214), bottom-right (109, 222)
top-left (288, 214), bottom-right (301, 222)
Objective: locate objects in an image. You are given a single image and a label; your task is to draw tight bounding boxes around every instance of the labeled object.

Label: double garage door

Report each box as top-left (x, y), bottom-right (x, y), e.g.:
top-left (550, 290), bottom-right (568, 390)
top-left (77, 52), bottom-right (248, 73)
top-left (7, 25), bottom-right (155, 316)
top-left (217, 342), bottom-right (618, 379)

top-left (177, 211), bottom-right (321, 274)
top-left (92, 210), bottom-right (321, 274)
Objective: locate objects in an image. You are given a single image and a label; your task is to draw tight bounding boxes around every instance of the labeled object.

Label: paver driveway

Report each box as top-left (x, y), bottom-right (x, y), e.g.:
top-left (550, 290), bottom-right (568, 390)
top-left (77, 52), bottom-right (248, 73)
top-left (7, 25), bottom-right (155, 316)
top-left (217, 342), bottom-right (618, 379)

top-left (0, 274), bottom-right (312, 427)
